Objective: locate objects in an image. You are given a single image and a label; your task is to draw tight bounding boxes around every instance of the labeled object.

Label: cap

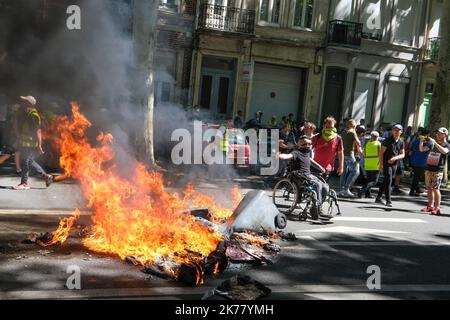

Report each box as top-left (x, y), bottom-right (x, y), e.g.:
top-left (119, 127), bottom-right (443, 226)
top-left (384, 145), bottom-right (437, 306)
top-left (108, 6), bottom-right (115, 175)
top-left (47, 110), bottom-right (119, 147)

top-left (436, 127), bottom-right (449, 135)
top-left (371, 131), bottom-right (380, 137)
top-left (20, 96), bottom-right (37, 106)
top-left (392, 124), bottom-right (403, 131)
top-left (298, 135), bottom-right (311, 141)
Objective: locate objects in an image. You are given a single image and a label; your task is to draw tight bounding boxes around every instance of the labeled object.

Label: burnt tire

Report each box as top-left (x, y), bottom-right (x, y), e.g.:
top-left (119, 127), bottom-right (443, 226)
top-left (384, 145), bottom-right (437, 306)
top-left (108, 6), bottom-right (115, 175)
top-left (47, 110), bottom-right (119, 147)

top-left (275, 213), bottom-right (287, 229)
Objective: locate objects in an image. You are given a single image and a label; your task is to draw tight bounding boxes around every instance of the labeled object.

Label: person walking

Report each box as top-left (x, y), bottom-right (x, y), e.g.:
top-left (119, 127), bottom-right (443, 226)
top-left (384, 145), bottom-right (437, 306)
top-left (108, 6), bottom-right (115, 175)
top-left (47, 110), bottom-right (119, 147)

top-left (13, 96), bottom-right (53, 190)
top-left (358, 131), bottom-right (381, 198)
top-left (375, 124), bottom-right (405, 207)
top-left (311, 116), bottom-right (344, 182)
top-left (339, 119), bottom-right (362, 197)
top-left (0, 104), bottom-right (22, 173)
top-left (409, 128), bottom-right (430, 196)
top-left (419, 128), bottom-right (450, 215)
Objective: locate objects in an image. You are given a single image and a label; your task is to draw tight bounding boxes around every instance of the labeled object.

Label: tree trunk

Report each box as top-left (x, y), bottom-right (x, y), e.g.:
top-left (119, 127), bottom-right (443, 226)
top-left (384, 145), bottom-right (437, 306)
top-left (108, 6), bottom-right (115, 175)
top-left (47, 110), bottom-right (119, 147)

top-left (133, 0), bottom-right (159, 166)
top-left (429, 0), bottom-right (449, 132)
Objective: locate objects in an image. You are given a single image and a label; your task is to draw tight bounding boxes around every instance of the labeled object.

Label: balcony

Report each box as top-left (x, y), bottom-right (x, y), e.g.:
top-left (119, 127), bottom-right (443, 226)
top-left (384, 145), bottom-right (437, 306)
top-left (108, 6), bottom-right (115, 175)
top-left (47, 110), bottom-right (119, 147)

top-left (425, 37), bottom-right (440, 61)
top-left (327, 20), bottom-right (363, 48)
top-left (198, 3), bottom-right (255, 35)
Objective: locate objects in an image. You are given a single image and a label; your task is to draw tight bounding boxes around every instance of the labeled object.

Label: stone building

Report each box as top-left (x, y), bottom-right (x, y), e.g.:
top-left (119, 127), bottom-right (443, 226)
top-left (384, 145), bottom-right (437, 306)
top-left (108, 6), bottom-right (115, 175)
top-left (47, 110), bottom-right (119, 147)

top-left (321, 0), bottom-right (436, 130)
top-left (190, 0), bottom-right (330, 123)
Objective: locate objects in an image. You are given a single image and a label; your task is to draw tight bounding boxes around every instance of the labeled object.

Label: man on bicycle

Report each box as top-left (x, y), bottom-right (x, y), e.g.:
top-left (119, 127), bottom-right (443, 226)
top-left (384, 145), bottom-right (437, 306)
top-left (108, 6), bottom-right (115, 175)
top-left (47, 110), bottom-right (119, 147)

top-left (278, 135), bottom-right (329, 218)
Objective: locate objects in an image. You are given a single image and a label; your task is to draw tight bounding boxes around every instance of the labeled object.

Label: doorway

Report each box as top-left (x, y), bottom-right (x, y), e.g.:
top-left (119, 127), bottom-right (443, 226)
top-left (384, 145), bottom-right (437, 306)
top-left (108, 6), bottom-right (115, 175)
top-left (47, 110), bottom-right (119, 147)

top-left (199, 56), bottom-right (236, 118)
top-left (321, 67), bottom-right (347, 123)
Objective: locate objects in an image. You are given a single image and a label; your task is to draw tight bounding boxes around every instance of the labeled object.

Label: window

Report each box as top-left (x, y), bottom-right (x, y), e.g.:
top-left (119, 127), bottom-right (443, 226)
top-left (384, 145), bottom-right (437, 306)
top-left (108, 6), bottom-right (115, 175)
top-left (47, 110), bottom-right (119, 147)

top-left (360, 0), bottom-right (386, 41)
top-left (293, 0), bottom-right (314, 29)
top-left (382, 77), bottom-right (409, 124)
top-left (352, 72), bottom-right (379, 125)
top-left (159, 0), bottom-right (178, 11)
top-left (392, 0), bottom-right (420, 46)
top-left (155, 50), bottom-right (177, 105)
top-left (259, 0), bottom-right (281, 24)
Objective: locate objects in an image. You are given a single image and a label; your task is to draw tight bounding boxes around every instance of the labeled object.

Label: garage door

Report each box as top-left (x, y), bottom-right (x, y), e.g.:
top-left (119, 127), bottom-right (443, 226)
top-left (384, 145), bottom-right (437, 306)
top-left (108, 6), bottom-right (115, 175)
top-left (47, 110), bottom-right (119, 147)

top-left (249, 63), bottom-right (304, 124)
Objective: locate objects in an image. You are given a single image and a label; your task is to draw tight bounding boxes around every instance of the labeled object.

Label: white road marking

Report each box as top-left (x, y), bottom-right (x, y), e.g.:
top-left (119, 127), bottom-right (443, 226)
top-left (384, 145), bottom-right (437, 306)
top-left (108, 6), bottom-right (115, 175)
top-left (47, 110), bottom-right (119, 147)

top-left (331, 217), bottom-right (428, 223)
top-left (302, 226), bottom-right (408, 235)
top-left (304, 293), bottom-right (398, 300)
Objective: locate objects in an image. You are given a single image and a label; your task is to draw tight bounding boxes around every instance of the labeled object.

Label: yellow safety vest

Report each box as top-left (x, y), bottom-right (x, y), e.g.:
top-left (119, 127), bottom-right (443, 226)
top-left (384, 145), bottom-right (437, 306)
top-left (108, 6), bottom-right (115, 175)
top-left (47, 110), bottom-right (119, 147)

top-left (219, 125), bottom-right (229, 153)
top-left (364, 141), bottom-right (381, 171)
top-left (20, 109), bottom-right (41, 148)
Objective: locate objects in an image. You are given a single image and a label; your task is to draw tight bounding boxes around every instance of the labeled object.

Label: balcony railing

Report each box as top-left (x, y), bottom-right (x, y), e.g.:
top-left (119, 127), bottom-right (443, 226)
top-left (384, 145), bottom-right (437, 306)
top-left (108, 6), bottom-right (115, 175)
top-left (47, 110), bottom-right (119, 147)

top-left (425, 37), bottom-right (440, 61)
top-left (198, 3), bottom-right (255, 35)
top-left (327, 20), bottom-right (363, 48)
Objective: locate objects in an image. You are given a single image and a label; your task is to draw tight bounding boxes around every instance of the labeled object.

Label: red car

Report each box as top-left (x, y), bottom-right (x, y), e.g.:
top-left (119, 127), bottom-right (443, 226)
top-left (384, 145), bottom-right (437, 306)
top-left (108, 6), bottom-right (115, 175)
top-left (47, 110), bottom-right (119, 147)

top-left (202, 124), bottom-right (251, 167)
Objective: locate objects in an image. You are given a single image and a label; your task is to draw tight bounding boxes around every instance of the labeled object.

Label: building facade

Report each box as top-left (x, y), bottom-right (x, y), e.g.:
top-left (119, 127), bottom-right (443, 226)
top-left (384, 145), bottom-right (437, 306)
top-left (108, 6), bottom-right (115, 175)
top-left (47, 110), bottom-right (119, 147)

top-left (190, 0), bottom-right (330, 124)
top-left (320, 0), bottom-right (440, 131)
top-left (154, 0), bottom-right (197, 107)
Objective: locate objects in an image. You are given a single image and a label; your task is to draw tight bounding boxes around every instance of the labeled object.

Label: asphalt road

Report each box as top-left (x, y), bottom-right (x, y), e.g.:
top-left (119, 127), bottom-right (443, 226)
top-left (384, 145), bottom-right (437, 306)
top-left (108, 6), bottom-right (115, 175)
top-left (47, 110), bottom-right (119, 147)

top-left (1, 175), bottom-right (450, 300)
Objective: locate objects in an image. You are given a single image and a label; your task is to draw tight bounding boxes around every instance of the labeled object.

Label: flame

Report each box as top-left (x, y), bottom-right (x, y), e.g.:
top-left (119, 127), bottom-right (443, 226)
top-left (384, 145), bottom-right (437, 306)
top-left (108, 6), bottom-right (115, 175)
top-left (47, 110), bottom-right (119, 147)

top-left (183, 184), bottom-right (242, 223)
top-left (37, 209), bottom-right (81, 247)
top-left (45, 103), bottom-right (242, 283)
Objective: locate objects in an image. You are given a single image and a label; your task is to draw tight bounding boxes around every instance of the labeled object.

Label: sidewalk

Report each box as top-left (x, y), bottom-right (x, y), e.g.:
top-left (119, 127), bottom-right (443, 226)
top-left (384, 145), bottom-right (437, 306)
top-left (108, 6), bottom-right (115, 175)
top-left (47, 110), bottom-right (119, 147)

top-left (0, 175), bottom-right (85, 210)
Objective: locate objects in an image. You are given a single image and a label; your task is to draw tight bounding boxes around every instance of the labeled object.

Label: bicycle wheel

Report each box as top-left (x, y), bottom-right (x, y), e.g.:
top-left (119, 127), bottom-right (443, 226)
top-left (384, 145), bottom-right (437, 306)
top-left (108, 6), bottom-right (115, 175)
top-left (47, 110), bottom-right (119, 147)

top-left (273, 178), bottom-right (299, 214)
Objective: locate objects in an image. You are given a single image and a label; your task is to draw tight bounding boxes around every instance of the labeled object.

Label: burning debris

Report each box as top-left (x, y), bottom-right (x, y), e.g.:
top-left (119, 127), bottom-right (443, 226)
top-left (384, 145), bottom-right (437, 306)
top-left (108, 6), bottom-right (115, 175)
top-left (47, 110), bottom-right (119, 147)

top-left (30, 103), bottom-right (287, 286)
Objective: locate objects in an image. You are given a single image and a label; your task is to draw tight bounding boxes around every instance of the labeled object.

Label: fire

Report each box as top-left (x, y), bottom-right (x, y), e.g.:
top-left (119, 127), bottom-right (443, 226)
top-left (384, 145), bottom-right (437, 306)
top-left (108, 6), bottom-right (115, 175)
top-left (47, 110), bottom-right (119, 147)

top-left (44, 103), bottom-right (242, 283)
top-left (37, 209), bottom-right (81, 247)
top-left (183, 183), bottom-right (242, 222)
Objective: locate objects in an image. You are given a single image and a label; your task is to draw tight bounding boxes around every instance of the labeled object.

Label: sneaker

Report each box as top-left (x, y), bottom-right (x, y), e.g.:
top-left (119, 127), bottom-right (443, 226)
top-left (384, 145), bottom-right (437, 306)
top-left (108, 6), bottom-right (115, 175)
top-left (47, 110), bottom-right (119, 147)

top-left (346, 190), bottom-right (356, 198)
top-left (375, 198), bottom-right (385, 205)
top-left (392, 187), bottom-right (402, 195)
top-left (409, 191), bottom-right (420, 197)
top-left (365, 192), bottom-right (374, 199)
top-left (16, 170), bottom-right (22, 174)
top-left (386, 201), bottom-right (393, 208)
top-left (45, 175), bottom-right (53, 187)
top-left (431, 207), bottom-right (441, 216)
top-left (14, 183), bottom-right (31, 190)
top-left (337, 191), bottom-right (347, 198)
top-left (420, 207), bottom-right (433, 213)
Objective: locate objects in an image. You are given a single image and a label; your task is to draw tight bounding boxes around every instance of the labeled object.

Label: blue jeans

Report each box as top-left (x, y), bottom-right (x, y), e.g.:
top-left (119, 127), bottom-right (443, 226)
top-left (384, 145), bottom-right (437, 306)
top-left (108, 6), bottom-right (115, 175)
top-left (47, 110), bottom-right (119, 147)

top-left (340, 155), bottom-right (360, 192)
top-left (19, 147), bottom-right (48, 185)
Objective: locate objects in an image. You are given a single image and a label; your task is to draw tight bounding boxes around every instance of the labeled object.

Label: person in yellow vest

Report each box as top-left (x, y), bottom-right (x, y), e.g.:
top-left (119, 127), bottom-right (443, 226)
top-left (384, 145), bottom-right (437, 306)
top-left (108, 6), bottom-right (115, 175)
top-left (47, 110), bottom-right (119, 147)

top-left (267, 115), bottom-right (277, 126)
top-left (358, 131), bottom-right (381, 198)
top-left (218, 117), bottom-right (233, 165)
top-left (13, 96), bottom-right (53, 190)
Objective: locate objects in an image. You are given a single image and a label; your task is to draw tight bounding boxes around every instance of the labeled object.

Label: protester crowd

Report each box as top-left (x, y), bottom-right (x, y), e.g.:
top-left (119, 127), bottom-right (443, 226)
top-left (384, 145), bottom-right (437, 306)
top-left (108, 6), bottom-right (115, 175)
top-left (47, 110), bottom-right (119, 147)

top-left (233, 110), bottom-right (449, 215)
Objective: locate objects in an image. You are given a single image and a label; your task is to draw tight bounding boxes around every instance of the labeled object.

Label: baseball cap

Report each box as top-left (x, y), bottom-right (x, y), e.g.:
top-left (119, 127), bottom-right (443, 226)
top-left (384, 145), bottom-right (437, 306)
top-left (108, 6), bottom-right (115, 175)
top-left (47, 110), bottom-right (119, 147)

top-left (436, 127), bottom-right (449, 135)
top-left (371, 131), bottom-right (380, 137)
top-left (392, 124), bottom-right (403, 131)
top-left (20, 96), bottom-right (37, 106)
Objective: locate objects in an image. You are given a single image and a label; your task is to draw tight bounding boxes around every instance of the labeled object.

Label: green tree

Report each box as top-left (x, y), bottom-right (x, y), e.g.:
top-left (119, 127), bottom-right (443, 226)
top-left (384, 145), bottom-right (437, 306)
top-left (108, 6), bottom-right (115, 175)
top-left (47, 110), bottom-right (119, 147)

top-left (429, 0), bottom-right (449, 132)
